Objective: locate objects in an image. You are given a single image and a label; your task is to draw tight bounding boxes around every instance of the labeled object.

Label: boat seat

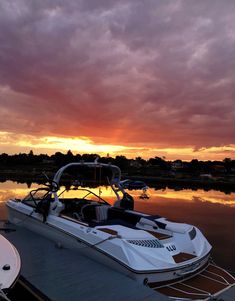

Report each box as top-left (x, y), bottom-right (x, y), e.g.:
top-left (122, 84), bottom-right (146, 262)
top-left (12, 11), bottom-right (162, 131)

top-left (108, 207), bottom-right (141, 225)
top-left (81, 203), bottom-right (99, 222)
top-left (95, 205), bottom-right (110, 222)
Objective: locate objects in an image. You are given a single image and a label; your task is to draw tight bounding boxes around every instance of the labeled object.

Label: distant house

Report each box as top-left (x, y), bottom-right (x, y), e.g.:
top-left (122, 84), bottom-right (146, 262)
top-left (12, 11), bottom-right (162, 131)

top-left (42, 159), bottom-right (55, 164)
top-left (200, 173), bottom-right (213, 179)
top-left (129, 160), bottom-right (142, 168)
top-left (171, 160), bottom-right (184, 170)
top-left (211, 165), bottom-right (226, 173)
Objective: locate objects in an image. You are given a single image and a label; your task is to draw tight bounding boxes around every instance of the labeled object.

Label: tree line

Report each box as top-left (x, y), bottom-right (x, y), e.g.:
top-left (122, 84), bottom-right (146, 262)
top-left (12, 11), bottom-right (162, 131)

top-left (0, 151), bottom-right (234, 174)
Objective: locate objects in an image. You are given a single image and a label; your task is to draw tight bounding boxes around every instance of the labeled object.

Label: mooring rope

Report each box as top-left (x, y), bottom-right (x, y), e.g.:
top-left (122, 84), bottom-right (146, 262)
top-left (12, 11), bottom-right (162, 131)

top-left (75, 234), bottom-right (121, 250)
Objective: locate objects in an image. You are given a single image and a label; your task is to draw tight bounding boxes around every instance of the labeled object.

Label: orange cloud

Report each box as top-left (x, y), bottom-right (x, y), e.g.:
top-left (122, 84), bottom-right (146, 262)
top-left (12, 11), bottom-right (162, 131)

top-left (0, 131), bottom-right (234, 160)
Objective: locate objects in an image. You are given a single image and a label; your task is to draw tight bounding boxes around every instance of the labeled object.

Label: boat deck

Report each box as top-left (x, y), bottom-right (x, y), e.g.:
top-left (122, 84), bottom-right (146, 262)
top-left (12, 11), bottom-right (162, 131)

top-left (1, 221), bottom-right (165, 301)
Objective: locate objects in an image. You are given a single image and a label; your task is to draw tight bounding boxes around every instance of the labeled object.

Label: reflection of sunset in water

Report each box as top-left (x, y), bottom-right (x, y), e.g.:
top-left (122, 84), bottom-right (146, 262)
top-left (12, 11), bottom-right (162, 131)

top-left (131, 188), bottom-right (235, 207)
top-left (0, 181), bottom-right (39, 202)
top-left (58, 186), bottom-right (118, 204)
top-left (0, 181), bottom-right (235, 270)
top-left (1, 182), bottom-right (234, 206)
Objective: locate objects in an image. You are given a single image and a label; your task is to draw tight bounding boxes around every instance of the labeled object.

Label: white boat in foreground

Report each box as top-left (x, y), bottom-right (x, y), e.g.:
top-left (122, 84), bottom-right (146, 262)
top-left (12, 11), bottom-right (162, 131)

top-left (6, 161), bottom-right (235, 300)
top-left (0, 234), bottom-right (21, 295)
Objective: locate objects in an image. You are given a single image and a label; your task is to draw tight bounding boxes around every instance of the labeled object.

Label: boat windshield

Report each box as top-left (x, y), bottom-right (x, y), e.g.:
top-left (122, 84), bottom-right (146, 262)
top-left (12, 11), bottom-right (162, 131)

top-left (58, 188), bottom-right (109, 205)
top-left (22, 188), bottom-right (52, 208)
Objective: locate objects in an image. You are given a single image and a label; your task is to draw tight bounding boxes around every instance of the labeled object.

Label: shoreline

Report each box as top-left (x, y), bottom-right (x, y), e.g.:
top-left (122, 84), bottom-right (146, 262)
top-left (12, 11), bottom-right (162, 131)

top-left (0, 169), bottom-right (235, 193)
top-left (127, 175), bottom-right (235, 193)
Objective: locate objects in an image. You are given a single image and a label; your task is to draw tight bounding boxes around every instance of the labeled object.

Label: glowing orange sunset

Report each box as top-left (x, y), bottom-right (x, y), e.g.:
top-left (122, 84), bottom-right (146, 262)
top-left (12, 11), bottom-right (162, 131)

top-left (0, 1), bottom-right (235, 160)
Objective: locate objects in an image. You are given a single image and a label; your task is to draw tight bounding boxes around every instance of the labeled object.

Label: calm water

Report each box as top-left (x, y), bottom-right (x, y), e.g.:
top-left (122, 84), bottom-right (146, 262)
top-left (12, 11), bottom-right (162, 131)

top-left (0, 181), bottom-right (235, 272)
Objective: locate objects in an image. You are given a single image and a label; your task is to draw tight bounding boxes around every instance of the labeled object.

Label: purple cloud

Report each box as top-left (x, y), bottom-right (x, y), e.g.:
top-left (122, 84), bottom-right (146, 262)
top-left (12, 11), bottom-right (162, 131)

top-left (0, 0), bottom-right (234, 151)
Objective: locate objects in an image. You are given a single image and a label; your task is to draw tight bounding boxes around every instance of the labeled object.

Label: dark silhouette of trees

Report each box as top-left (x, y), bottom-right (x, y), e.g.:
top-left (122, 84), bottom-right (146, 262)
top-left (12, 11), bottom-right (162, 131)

top-left (0, 151), bottom-right (234, 177)
top-left (148, 156), bottom-right (169, 170)
top-left (135, 156), bottom-right (146, 167)
top-left (223, 158), bottom-right (232, 172)
top-left (114, 155), bottom-right (129, 170)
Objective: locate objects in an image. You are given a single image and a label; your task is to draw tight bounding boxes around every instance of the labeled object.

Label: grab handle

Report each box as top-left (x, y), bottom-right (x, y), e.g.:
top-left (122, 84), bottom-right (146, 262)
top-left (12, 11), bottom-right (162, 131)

top-left (176, 262), bottom-right (201, 276)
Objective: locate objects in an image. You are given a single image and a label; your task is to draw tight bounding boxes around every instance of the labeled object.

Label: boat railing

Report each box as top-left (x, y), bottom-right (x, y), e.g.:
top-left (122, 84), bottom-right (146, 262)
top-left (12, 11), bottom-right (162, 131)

top-left (53, 161), bottom-right (122, 188)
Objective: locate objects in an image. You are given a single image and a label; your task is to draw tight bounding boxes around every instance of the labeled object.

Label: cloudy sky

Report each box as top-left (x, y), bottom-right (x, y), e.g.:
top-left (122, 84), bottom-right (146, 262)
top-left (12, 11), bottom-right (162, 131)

top-left (0, 0), bottom-right (235, 160)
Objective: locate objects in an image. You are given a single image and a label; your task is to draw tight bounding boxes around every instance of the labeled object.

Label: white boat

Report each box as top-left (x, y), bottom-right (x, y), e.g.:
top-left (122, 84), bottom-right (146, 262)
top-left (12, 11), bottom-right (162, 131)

top-left (0, 234), bottom-right (21, 296)
top-left (6, 161), bottom-right (235, 300)
top-left (119, 179), bottom-right (148, 190)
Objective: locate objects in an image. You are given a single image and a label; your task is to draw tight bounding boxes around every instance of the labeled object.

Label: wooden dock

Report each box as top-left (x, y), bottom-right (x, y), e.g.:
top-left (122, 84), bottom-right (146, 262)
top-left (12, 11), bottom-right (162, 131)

top-left (1, 222), bottom-right (167, 301)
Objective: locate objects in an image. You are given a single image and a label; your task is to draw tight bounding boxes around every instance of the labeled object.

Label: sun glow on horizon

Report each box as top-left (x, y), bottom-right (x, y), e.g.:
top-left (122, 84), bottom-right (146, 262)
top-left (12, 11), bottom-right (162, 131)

top-left (19, 135), bottom-right (129, 156)
top-left (0, 131), bottom-right (234, 160)
top-left (0, 131), bottom-right (132, 157)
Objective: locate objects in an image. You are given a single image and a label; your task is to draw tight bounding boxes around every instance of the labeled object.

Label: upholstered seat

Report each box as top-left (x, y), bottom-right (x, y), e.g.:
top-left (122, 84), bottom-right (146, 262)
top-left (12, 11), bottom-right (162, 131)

top-left (95, 205), bottom-right (110, 222)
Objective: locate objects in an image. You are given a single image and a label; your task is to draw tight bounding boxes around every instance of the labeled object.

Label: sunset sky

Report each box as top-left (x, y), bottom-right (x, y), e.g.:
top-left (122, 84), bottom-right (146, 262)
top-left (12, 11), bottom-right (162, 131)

top-left (0, 0), bottom-right (235, 160)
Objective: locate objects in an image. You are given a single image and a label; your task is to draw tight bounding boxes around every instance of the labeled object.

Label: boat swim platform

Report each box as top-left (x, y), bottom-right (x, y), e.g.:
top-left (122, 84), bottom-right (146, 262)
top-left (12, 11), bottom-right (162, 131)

top-left (1, 222), bottom-right (167, 301)
top-left (150, 264), bottom-right (235, 300)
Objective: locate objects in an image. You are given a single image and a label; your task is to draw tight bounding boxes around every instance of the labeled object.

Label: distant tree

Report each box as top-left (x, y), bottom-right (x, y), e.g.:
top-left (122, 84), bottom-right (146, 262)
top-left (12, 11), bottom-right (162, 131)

top-left (66, 150), bottom-right (73, 157)
top-left (18, 153), bottom-right (28, 162)
top-left (51, 152), bottom-right (65, 166)
top-left (148, 156), bottom-right (167, 169)
top-left (74, 153), bottom-right (82, 162)
top-left (82, 154), bottom-right (99, 162)
top-left (223, 158), bottom-right (232, 172)
top-left (26, 150), bottom-right (35, 164)
top-left (114, 155), bottom-right (129, 170)
top-left (66, 150), bottom-right (74, 162)
top-left (99, 156), bottom-right (115, 165)
top-left (188, 159), bottom-right (200, 173)
top-left (28, 150), bottom-right (34, 156)
top-left (135, 156), bottom-right (146, 166)
top-left (0, 153), bottom-right (9, 165)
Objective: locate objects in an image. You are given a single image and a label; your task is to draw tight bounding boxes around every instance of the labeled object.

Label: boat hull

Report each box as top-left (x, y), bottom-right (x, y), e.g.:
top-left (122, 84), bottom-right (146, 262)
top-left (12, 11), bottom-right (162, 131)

top-left (7, 204), bottom-right (211, 285)
top-left (0, 233), bottom-right (21, 291)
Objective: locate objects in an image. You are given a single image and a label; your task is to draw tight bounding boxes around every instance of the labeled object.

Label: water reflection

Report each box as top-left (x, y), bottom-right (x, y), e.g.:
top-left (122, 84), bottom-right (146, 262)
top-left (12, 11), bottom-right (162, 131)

top-left (0, 181), bottom-right (235, 271)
